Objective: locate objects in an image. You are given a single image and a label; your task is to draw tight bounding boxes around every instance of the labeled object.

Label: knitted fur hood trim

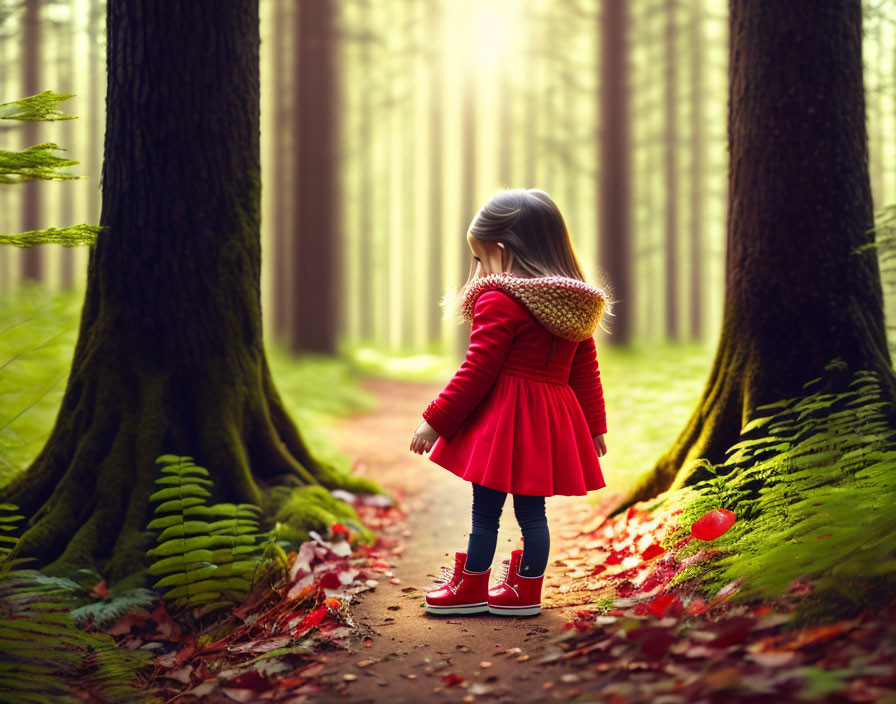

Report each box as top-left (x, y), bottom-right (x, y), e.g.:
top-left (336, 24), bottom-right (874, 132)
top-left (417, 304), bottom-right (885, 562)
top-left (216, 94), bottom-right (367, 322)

top-left (448, 272), bottom-right (608, 342)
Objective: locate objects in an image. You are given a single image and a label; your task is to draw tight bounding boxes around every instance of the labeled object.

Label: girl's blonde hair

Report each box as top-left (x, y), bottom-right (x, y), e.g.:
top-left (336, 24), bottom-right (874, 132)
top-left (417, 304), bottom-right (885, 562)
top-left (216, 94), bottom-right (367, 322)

top-left (441, 188), bottom-right (614, 325)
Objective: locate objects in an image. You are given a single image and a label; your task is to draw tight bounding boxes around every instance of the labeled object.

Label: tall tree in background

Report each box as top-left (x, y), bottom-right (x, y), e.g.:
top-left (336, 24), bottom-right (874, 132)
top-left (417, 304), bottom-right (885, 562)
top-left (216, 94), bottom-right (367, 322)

top-left (0, 0), bottom-right (373, 584)
top-left (663, 0), bottom-right (679, 340)
top-left (599, 0), bottom-right (633, 345)
top-left (688, 0), bottom-right (706, 340)
top-left (455, 48), bottom-right (477, 359)
top-left (614, 0), bottom-right (896, 514)
top-left (426, 0), bottom-right (445, 344)
top-left (58, 0), bottom-right (77, 289)
top-left (272, 0), bottom-right (292, 341)
top-left (289, 0), bottom-right (340, 355)
top-left (86, 0), bottom-right (103, 236)
top-left (357, 0), bottom-right (376, 341)
top-left (20, 0), bottom-right (43, 281)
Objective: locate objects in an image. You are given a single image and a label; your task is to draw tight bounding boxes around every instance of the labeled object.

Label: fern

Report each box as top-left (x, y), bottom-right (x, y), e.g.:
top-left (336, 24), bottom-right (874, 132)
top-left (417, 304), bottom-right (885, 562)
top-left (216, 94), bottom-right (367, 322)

top-left (68, 591), bottom-right (159, 631)
top-left (0, 91), bottom-right (102, 248)
top-left (665, 358), bottom-right (896, 620)
top-left (146, 455), bottom-right (280, 616)
top-left (0, 571), bottom-right (160, 704)
top-left (0, 505), bottom-right (160, 703)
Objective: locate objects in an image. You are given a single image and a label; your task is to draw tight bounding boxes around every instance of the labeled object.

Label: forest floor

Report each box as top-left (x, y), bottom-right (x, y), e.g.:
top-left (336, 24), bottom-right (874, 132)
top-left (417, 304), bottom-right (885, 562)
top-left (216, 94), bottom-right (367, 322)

top-left (307, 376), bottom-right (896, 704)
top-left (313, 375), bottom-right (627, 703)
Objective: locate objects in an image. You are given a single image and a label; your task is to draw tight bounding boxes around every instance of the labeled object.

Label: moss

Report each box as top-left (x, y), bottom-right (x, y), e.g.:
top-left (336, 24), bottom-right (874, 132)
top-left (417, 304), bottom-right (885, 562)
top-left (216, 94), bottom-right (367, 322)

top-left (315, 459), bottom-right (383, 495)
top-left (262, 485), bottom-right (376, 549)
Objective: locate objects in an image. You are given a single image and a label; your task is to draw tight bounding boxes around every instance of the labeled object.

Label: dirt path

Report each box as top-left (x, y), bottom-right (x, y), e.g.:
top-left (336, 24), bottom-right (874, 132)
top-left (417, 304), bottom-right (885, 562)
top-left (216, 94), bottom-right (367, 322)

top-left (315, 376), bottom-right (626, 703)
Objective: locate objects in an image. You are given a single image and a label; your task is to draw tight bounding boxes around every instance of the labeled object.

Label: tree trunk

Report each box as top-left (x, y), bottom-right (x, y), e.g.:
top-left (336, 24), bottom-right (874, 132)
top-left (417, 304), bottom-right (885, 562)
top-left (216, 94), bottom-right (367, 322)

top-left (87, 0), bottom-right (103, 239)
top-left (289, 0), bottom-right (340, 355)
top-left (599, 0), bottom-right (633, 345)
top-left (59, 0), bottom-right (76, 290)
top-left (272, 0), bottom-right (292, 342)
top-left (426, 0), bottom-right (444, 345)
top-left (20, 0), bottom-right (43, 281)
top-left (611, 0), bottom-right (896, 516)
top-left (0, 0), bottom-right (367, 585)
top-left (688, 0), bottom-right (706, 340)
top-left (455, 70), bottom-right (476, 360)
top-left (663, 0), bottom-right (679, 341)
top-left (359, 0), bottom-right (376, 341)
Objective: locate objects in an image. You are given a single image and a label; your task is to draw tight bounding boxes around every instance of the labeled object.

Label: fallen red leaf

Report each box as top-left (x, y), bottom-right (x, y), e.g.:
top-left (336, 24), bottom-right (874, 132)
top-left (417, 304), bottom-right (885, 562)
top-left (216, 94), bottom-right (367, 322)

top-left (91, 579), bottom-right (109, 598)
top-left (690, 509), bottom-right (736, 540)
top-left (649, 591), bottom-right (679, 618)
top-left (443, 672), bottom-right (464, 687)
top-left (626, 625), bottom-right (674, 657)
top-left (641, 543), bottom-right (666, 561)
top-left (230, 670), bottom-right (274, 691)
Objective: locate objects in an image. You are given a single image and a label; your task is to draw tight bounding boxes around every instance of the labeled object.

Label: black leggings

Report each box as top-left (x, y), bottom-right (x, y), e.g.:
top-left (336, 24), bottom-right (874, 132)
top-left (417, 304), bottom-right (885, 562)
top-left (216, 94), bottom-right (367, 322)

top-left (465, 482), bottom-right (550, 576)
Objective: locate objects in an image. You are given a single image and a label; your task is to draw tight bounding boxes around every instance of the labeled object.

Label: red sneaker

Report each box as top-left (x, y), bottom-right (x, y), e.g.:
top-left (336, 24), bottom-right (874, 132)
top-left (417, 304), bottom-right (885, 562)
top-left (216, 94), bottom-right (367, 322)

top-left (488, 549), bottom-right (544, 616)
top-left (424, 551), bottom-right (490, 615)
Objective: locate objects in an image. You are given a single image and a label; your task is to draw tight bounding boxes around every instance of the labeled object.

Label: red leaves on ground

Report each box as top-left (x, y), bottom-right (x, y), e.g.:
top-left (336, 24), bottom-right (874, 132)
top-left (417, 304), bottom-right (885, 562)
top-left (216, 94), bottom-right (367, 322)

top-left (96, 490), bottom-right (408, 704)
top-left (544, 498), bottom-right (896, 704)
top-left (641, 542), bottom-right (666, 561)
top-left (625, 624), bottom-right (676, 657)
top-left (690, 508), bottom-right (736, 541)
top-left (647, 591), bottom-right (680, 618)
top-left (442, 672), bottom-right (464, 687)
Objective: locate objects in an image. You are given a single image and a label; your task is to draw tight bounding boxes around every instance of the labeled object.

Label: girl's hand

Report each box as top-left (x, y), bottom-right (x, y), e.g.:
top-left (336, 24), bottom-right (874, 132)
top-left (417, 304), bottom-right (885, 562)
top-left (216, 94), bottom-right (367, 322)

top-left (411, 420), bottom-right (440, 454)
top-left (593, 434), bottom-right (607, 457)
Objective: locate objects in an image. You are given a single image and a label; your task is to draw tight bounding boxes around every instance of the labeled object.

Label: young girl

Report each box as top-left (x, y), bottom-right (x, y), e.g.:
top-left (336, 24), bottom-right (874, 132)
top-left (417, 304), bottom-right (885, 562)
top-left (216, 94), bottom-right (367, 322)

top-left (409, 188), bottom-right (612, 617)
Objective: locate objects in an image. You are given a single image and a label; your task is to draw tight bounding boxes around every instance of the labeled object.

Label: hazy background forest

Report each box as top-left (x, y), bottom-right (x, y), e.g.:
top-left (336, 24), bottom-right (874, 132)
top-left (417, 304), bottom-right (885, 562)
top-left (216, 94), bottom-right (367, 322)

top-left (2, 0), bottom-right (896, 493)
top-left (3, 0), bottom-right (896, 698)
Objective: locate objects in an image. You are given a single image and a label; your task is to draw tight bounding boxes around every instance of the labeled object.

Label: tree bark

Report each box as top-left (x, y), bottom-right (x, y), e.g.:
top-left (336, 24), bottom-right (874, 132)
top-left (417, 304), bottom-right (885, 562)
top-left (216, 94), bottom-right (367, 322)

top-left (20, 0), bottom-right (43, 281)
top-left (663, 0), bottom-right (679, 341)
top-left (688, 0), bottom-right (706, 340)
top-left (59, 0), bottom-right (76, 290)
top-left (426, 0), bottom-right (444, 345)
top-left (272, 0), bottom-right (292, 342)
top-left (612, 0), bottom-right (896, 515)
top-left (0, 0), bottom-right (370, 585)
top-left (599, 0), bottom-right (633, 344)
top-left (288, 0), bottom-right (340, 355)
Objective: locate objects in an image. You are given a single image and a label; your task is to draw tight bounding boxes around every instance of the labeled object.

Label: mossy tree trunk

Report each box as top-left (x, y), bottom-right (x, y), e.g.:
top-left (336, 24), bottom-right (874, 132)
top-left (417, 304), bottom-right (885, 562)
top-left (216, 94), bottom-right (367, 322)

top-left (611, 0), bottom-right (896, 516)
top-left (0, 0), bottom-right (368, 585)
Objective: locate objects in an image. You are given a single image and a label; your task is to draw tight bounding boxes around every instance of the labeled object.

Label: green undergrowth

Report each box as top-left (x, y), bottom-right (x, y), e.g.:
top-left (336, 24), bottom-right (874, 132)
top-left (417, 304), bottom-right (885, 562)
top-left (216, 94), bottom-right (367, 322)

top-left (0, 282), bottom-right (82, 487)
top-left (146, 455), bottom-right (287, 616)
top-left (144, 454), bottom-right (376, 616)
top-left (650, 358), bottom-right (896, 625)
top-left (0, 505), bottom-right (160, 704)
top-left (0, 283), bottom-right (383, 498)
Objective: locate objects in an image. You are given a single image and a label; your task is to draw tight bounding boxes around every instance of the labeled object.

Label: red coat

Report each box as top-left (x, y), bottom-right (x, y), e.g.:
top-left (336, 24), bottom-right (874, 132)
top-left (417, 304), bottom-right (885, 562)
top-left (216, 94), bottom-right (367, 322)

top-left (422, 287), bottom-right (607, 497)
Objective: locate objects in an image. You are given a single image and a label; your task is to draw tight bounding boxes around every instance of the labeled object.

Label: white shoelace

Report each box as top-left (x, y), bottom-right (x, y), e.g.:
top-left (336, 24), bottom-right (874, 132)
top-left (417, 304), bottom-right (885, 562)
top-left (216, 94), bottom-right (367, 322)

top-left (433, 563), bottom-right (458, 587)
top-left (496, 558), bottom-right (511, 585)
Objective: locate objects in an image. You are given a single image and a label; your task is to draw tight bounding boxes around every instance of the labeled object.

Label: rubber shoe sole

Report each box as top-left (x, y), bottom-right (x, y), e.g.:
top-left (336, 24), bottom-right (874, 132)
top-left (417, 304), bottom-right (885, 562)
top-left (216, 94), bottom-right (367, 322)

top-left (424, 601), bottom-right (489, 615)
top-left (488, 603), bottom-right (541, 616)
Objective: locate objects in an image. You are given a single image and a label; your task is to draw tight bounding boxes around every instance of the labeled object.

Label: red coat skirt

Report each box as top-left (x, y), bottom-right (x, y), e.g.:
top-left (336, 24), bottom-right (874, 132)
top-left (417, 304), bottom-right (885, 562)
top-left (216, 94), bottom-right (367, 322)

top-left (422, 289), bottom-right (607, 497)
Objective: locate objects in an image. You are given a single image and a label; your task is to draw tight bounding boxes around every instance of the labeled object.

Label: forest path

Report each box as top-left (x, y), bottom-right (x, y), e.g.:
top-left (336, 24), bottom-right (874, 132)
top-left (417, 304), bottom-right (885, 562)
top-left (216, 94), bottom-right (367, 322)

top-left (316, 375), bottom-right (626, 703)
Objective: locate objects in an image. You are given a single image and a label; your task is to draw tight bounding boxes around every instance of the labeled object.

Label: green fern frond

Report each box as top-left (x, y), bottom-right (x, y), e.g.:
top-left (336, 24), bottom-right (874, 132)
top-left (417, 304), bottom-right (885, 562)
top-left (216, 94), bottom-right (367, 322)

top-left (0, 224), bottom-right (102, 247)
top-left (0, 143), bottom-right (80, 184)
top-left (0, 91), bottom-right (77, 122)
top-left (0, 570), bottom-right (159, 703)
top-left (69, 588), bottom-right (159, 631)
top-left (145, 454), bottom-right (275, 613)
top-left (668, 360), bottom-right (896, 619)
